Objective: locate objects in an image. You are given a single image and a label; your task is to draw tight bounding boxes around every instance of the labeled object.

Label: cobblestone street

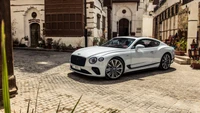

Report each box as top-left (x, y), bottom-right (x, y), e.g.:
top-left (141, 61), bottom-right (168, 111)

top-left (1, 49), bottom-right (200, 113)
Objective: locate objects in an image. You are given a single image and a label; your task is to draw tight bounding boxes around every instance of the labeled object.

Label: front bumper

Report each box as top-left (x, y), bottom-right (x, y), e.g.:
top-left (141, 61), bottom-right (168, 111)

top-left (70, 64), bottom-right (105, 77)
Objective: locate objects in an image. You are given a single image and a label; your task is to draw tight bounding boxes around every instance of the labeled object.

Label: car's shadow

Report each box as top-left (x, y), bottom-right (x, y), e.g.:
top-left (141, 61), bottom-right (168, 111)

top-left (68, 67), bottom-right (176, 85)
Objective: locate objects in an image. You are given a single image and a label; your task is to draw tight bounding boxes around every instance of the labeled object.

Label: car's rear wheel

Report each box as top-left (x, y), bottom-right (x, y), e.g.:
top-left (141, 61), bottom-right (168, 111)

top-left (105, 58), bottom-right (124, 79)
top-left (159, 53), bottom-right (171, 70)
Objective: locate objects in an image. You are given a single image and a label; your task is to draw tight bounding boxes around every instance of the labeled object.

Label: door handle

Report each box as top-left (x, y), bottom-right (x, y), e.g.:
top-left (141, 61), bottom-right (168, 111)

top-left (150, 51), bottom-right (154, 54)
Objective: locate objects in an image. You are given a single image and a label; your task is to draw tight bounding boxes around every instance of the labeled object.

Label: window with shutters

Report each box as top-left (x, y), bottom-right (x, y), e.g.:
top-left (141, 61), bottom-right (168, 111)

top-left (45, 0), bottom-right (84, 37)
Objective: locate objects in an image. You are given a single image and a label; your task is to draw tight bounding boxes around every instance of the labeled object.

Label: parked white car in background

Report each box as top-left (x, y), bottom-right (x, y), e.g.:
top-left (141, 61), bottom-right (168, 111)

top-left (70, 37), bottom-right (175, 79)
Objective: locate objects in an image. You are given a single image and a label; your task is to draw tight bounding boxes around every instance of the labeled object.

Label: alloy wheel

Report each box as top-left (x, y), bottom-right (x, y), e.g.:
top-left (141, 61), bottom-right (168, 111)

top-left (160, 54), bottom-right (171, 70)
top-left (105, 58), bottom-right (124, 79)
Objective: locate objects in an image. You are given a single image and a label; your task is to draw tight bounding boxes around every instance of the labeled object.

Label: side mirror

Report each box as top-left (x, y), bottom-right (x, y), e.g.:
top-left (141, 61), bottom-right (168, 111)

top-left (135, 44), bottom-right (145, 51)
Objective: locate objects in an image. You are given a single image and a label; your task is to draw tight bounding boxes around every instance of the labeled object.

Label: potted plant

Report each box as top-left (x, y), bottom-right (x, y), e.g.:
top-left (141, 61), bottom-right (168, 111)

top-left (93, 37), bottom-right (99, 46)
top-left (175, 37), bottom-right (187, 56)
top-left (38, 38), bottom-right (45, 48)
top-left (52, 38), bottom-right (61, 50)
top-left (99, 36), bottom-right (106, 46)
top-left (46, 38), bottom-right (53, 49)
top-left (190, 59), bottom-right (200, 69)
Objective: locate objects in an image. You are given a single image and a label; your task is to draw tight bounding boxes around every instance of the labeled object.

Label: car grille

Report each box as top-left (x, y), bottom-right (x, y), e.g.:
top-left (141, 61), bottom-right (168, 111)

top-left (71, 55), bottom-right (86, 66)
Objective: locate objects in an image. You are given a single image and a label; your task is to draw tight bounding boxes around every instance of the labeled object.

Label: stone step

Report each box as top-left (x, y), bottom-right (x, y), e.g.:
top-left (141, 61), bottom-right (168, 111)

top-left (174, 57), bottom-right (190, 65)
top-left (175, 55), bottom-right (191, 61)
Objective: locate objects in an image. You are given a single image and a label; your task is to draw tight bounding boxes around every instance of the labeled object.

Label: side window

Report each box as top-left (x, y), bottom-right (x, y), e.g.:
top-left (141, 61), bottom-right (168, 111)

top-left (132, 39), bottom-right (146, 49)
top-left (132, 39), bottom-right (160, 49)
top-left (147, 40), bottom-right (160, 47)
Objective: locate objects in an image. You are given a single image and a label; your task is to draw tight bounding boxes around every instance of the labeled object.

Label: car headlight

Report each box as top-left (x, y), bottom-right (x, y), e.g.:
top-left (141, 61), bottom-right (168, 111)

top-left (98, 57), bottom-right (104, 62)
top-left (89, 57), bottom-right (97, 64)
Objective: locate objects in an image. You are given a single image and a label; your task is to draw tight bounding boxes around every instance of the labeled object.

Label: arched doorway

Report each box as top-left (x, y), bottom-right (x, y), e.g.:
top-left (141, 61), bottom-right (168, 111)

top-left (119, 18), bottom-right (129, 36)
top-left (30, 23), bottom-right (40, 47)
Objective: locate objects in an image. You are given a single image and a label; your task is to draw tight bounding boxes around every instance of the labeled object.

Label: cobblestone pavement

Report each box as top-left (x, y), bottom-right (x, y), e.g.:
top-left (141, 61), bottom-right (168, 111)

top-left (1, 49), bottom-right (200, 113)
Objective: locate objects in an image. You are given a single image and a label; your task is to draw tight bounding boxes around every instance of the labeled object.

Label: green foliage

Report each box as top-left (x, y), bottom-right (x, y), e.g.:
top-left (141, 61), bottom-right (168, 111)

top-left (191, 59), bottom-right (200, 64)
top-left (93, 37), bottom-right (99, 46)
top-left (52, 38), bottom-right (61, 50)
top-left (1, 20), bottom-right (11, 113)
top-left (23, 80), bottom-right (82, 113)
top-left (27, 99), bottom-right (31, 113)
top-left (56, 101), bottom-right (61, 113)
top-left (99, 37), bottom-right (107, 46)
top-left (176, 37), bottom-right (187, 51)
top-left (46, 38), bottom-right (53, 49)
top-left (71, 95), bottom-right (82, 113)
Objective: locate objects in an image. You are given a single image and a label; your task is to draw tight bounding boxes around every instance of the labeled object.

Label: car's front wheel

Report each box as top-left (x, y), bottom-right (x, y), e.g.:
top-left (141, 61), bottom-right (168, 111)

top-left (105, 58), bottom-right (124, 79)
top-left (159, 53), bottom-right (171, 70)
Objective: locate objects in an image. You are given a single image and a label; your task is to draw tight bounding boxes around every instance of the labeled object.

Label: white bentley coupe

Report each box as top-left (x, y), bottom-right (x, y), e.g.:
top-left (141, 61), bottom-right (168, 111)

top-left (70, 37), bottom-right (175, 79)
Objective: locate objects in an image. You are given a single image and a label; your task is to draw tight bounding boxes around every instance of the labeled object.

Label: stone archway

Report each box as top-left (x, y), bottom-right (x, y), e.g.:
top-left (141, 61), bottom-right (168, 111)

top-left (30, 23), bottom-right (40, 47)
top-left (119, 18), bottom-right (129, 36)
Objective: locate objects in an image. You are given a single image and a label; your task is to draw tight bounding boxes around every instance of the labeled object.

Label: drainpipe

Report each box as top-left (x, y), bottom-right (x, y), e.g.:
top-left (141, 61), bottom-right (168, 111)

top-left (84, 0), bottom-right (88, 47)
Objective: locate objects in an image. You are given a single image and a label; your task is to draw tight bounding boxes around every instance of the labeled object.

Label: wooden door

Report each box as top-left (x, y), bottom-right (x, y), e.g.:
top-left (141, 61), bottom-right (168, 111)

top-left (30, 23), bottom-right (40, 47)
top-left (119, 18), bottom-right (129, 36)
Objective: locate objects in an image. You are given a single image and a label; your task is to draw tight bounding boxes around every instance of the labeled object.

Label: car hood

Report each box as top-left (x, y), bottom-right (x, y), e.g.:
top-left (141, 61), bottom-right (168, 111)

top-left (72, 46), bottom-right (123, 58)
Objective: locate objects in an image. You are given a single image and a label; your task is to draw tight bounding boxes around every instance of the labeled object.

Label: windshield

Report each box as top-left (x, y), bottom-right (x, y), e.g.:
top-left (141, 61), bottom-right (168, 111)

top-left (101, 38), bottom-right (135, 48)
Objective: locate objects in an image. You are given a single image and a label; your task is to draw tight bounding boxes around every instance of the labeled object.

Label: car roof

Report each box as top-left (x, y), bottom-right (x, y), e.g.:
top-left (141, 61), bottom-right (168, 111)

top-left (114, 36), bottom-right (159, 41)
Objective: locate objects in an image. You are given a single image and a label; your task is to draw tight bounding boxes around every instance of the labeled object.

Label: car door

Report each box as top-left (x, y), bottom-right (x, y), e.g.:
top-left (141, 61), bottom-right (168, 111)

top-left (130, 39), bottom-right (153, 69)
top-left (146, 39), bottom-right (160, 64)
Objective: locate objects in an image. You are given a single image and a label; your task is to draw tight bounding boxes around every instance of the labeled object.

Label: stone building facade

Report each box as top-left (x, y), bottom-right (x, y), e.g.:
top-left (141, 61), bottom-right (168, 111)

top-left (10, 0), bottom-right (45, 47)
top-left (152, 0), bottom-right (200, 52)
top-left (10, 0), bottom-right (110, 47)
top-left (112, 0), bottom-right (141, 37)
top-left (10, 0), bottom-right (154, 48)
top-left (152, 0), bottom-right (180, 41)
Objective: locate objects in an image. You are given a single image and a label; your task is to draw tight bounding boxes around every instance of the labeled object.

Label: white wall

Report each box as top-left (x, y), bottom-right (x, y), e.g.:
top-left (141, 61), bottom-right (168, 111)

top-left (142, 15), bottom-right (153, 37)
top-left (10, 0), bottom-right (44, 46)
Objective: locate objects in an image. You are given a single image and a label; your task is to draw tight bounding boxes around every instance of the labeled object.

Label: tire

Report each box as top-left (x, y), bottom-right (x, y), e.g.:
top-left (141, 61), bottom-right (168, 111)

top-left (159, 53), bottom-right (171, 70)
top-left (105, 58), bottom-right (124, 79)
